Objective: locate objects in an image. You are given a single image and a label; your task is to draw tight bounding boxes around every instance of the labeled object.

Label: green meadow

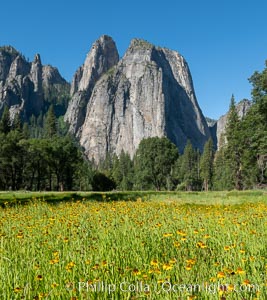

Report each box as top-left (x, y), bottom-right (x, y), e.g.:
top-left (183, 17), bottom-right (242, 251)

top-left (0, 191), bottom-right (266, 299)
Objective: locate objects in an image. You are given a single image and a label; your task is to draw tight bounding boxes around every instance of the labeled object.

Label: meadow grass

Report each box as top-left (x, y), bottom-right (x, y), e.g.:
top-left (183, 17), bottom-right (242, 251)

top-left (0, 190), bottom-right (266, 206)
top-left (0, 191), bottom-right (266, 299)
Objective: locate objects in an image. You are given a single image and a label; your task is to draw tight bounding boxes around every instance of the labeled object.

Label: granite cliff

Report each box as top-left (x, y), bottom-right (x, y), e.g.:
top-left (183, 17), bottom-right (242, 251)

top-left (65, 36), bottom-right (211, 163)
top-left (64, 35), bottom-right (119, 134)
top-left (0, 46), bottom-right (69, 120)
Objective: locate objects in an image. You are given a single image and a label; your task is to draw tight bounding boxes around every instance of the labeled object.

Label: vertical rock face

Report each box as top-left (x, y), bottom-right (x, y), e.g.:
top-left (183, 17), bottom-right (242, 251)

top-left (65, 37), bottom-right (211, 163)
top-left (42, 65), bottom-right (68, 88)
top-left (0, 46), bottom-right (32, 118)
top-left (64, 35), bottom-right (119, 135)
top-left (152, 46), bottom-right (209, 151)
top-left (26, 54), bottom-right (43, 117)
top-left (30, 54), bottom-right (42, 92)
top-left (0, 46), bottom-right (68, 120)
top-left (0, 46), bottom-right (21, 81)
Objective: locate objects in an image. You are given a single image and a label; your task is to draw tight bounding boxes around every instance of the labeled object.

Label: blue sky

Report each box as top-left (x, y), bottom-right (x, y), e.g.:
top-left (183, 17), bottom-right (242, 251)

top-left (1, 0), bottom-right (267, 119)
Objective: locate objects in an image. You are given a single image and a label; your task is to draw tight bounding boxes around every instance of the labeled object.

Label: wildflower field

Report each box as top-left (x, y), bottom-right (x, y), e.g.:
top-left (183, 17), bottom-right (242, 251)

top-left (0, 191), bottom-right (266, 299)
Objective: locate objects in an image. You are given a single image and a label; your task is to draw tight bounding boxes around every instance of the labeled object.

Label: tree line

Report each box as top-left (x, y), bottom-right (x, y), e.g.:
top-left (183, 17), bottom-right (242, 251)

top-left (0, 60), bottom-right (266, 191)
top-left (0, 106), bottom-right (83, 191)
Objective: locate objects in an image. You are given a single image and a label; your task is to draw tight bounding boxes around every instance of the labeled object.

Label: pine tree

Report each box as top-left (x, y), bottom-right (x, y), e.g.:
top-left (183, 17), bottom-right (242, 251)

top-left (44, 105), bottom-right (57, 138)
top-left (134, 137), bottom-right (178, 190)
top-left (225, 95), bottom-right (243, 190)
top-left (99, 152), bottom-right (115, 180)
top-left (243, 61), bottom-right (267, 186)
top-left (178, 140), bottom-right (200, 191)
top-left (200, 138), bottom-right (214, 191)
top-left (12, 113), bottom-right (22, 132)
top-left (213, 146), bottom-right (232, 190)
top-left (75, 159), bottom-right (94, 191)
top-left (22, 123), bottom-right (30, 139)
top-left (0, 106), bottom-right (11, 134)
top-left (117, 150), bottom-right (133, 190)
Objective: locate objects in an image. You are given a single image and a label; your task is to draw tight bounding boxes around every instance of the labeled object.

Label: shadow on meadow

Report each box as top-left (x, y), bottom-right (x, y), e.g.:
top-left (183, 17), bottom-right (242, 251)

top-left (0, 189), bottom-right (266, 208)
top-left (0, 191), bottom-right (157, 207)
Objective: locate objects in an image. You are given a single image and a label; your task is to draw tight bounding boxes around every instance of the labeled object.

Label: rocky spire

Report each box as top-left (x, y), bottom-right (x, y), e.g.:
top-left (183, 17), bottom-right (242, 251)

top-left (8, 55), bottom-right (30, 79)
top-left (65, 35), bottom-right (119, 135)
top-left (30, 53), bottom-right (42, 92)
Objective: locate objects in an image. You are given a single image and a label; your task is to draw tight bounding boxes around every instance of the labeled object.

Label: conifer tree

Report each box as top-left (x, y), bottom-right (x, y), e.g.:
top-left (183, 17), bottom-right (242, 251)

top-left (113, 150), bottom-right (133, 190)
top-left (12, 113), bottom-right (22, 132)
top-left (178, 140), bottom-right (200, 191)
top-left (0, 106), bottom-right (11, 134)
top-left (22, 123), bottom-right (30, 139)
top-left (44, 105), bottom-right (57, 138)
top-left (213, 145), bottom-right (232, 190)
top-left (134, 137), bottom-right (178, 190)
top-left (225, 95), bottom-right (243, 190)
top-left (241, 60), bottom-right (267, 186)
top-left (200, 138), bottom-right (214, 191)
